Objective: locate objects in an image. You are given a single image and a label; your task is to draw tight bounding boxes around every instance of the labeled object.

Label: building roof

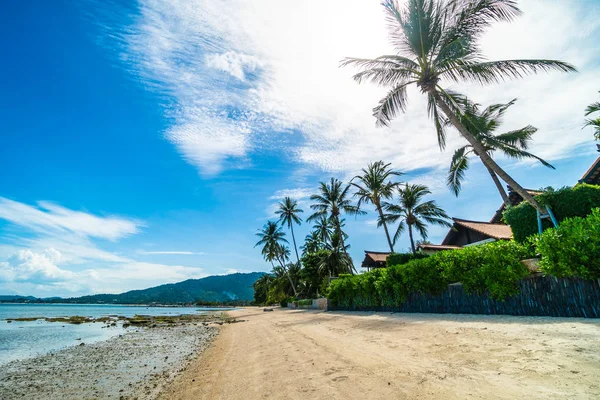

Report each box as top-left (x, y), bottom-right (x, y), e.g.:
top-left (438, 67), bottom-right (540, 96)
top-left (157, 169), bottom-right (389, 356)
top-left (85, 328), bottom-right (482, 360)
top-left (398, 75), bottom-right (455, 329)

top-left (451, 218), bottom-right (513, 240)
top-left (416, 244), bottom-right (462, 251)
top-left (361, 251), bottom-right (390, 268)
top-left (442, 218), bottom-right (513, 245)
top-left (579, 155), bottom-right (600, 186)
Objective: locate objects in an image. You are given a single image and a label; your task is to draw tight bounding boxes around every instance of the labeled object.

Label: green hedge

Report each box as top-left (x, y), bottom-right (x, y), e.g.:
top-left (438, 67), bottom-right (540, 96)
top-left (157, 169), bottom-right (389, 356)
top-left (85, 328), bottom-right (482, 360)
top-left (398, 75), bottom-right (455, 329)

top-left (504, 184), bottom-right (600, 242)
top-left (298, 299), bottom-right (313, 306)
top-left (533, 208), bottom-right (600, 279)
top-left (386, 252), bottom-right (428, 267)
top-left (328, 241), bottom-right (531, 308)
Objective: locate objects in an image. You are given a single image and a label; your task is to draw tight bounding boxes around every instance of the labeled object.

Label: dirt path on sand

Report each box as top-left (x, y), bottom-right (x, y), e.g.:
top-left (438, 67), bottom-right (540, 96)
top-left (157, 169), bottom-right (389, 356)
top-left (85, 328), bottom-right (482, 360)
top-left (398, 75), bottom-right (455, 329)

top-left (159, 308), bottom-right (600, 400)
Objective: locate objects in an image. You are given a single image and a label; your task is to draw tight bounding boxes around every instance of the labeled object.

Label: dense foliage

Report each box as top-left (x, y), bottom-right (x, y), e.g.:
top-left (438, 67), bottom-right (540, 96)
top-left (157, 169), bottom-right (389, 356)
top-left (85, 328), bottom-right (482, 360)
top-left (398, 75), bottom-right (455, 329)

top-left (328, 241), bottom-right (531, 309)
top-left (386, 252), bottom-right (428, 266)
top-left (503, 184), bottom-right (600, 242)
top-left (533, 209), bottom-right (600, 280)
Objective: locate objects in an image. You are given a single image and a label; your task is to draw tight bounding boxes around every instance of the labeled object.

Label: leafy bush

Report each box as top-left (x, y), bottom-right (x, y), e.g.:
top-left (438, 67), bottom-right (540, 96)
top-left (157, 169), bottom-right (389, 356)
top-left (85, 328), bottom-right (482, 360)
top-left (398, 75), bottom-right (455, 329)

top-left (298, 299), bottom-right (313, 306)
top-left (328, 241), bottom-right (531, 308)
top-left (386, 252), bottom-right (428, 267)
top-left (504, 184), bottom-right (600, 242)
top-left (533, 209), bottom-right (600, 279)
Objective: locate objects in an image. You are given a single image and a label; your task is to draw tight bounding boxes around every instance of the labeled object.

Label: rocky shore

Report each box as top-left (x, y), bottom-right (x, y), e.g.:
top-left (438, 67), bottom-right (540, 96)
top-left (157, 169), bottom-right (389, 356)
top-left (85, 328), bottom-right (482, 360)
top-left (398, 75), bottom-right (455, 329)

top-left (0, 313), bottom-right (231, 399)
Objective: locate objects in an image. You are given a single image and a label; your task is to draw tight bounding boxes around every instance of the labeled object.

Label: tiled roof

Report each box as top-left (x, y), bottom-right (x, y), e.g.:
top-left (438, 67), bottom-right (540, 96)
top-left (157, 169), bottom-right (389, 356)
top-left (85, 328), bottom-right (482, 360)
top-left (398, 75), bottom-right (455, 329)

top-left (580, 156), bottom-right (600, 185)
top-left (363, 251), bottom-right (390, 263)
top-left (452, 218), bottom-right (513, 240)
top-left (417, 244), bottom-right (462, 251)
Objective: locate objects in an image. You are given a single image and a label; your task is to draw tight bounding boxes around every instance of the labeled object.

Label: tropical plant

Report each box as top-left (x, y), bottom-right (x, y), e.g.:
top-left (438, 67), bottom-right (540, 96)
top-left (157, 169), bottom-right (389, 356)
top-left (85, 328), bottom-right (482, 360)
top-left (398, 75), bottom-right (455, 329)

top-left (253, 274), bottom-right (273, 304)
top-left (308, 178), bottom-right (365, 272)
top-left (275, 197), bottom-right (304, 268)
top-left (342, 0), bottom-right (575, 214)
top-left (350, 160), bottom-right (403, 252)
top-left (319, 231), bottom-right (354, 276)
top-left (447, 98), bottom-right (554, 205)
top-left (584, 91), bottom-right (600, 140)
top-left (254, 221), bottom-right (297, 295)
top-left (301, 231), bottom-right (323, 256)
top-left (383, 184), bottom-right (451, 254)
top-left (312, 216), bottom-right (333, 245)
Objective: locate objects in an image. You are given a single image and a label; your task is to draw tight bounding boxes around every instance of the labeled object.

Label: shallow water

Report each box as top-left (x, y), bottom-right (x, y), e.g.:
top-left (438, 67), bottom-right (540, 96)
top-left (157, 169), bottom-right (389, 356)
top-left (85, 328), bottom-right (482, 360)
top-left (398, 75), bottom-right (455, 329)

top-left (0, 303), bottom-right (226, 365)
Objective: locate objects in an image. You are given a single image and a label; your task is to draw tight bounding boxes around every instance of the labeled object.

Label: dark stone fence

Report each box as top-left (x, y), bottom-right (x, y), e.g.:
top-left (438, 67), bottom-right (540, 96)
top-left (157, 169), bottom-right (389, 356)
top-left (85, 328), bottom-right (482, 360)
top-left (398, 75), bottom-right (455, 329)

top-left (329, 274), bottom-right (600, 318)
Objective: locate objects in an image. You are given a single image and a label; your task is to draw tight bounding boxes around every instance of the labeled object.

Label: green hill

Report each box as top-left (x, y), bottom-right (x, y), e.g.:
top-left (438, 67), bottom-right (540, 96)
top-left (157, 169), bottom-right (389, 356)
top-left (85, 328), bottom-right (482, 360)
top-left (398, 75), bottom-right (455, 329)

top-left (0, 272), bottom-right (264, 305)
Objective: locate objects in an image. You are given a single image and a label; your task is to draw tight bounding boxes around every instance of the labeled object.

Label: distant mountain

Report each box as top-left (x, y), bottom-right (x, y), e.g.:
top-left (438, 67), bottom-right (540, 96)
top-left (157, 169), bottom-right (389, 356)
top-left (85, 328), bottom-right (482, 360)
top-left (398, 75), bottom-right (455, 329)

top-left (0, 295), bottom-right (37, 302)
top-left (0, 272), bottom-right (264, 305)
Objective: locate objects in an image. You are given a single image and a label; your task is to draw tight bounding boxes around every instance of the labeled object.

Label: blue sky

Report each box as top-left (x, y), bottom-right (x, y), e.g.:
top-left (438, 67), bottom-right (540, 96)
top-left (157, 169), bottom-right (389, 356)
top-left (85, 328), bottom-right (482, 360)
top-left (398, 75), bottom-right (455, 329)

top-left (0, 0), bottom-right (599, 296)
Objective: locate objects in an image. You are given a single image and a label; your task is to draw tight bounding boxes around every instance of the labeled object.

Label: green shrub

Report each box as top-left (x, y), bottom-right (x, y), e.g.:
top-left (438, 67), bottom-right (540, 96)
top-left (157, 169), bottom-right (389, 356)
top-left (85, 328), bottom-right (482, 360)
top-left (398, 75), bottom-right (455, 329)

top-left (298, 299), bottom-right (313, 306)
top-left (504, 184), bottom-right (600, 242)
top-left (327, 241), bottom-right (531, 307)
top-left (533, 209), bottom-right (600, 279)
top-left (387, 252), bottom-right (428, 267)
top-left (280, 299), bottom-right (288, 307)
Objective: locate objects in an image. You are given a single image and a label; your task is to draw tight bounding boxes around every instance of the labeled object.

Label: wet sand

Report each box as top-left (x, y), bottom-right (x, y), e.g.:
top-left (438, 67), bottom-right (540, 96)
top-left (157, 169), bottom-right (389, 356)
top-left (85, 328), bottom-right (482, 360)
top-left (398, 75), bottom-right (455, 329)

top-left (0, 321), bottom-right (218, 400)
top-left (160, 307), bottom-right (600, 400)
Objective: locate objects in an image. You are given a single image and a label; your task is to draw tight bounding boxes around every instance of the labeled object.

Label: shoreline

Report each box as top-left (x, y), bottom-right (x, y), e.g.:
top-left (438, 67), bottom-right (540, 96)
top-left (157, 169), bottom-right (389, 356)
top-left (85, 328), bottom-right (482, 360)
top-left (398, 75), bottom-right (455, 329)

top-left (0, 314), bottom-right (228, 400)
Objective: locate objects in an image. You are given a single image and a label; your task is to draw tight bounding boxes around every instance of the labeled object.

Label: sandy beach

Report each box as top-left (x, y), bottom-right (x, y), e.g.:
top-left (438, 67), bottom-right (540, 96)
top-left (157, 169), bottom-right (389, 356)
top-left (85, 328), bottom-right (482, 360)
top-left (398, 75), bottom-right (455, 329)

top-left (160, 308), bottom-right (600, 400)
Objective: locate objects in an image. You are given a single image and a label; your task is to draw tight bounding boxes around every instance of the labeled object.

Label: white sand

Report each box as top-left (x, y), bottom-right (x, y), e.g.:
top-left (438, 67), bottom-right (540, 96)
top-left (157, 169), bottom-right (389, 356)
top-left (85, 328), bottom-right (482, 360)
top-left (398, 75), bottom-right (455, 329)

top-left (161, 308), bottom-right (600, 400)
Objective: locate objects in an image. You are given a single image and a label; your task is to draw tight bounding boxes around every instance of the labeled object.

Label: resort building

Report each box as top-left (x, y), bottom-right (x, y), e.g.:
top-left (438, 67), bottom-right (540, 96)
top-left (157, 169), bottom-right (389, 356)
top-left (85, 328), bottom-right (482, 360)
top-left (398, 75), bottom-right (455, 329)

top-left (361, 251), bottom-right (390, 271)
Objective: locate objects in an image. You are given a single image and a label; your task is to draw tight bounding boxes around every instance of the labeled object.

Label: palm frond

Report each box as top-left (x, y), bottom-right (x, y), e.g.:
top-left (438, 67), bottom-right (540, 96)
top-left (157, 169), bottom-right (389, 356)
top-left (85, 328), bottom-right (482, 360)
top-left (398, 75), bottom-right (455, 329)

top-left (447, 59), bottom-right (577, 85)
top-left (373, 81), bottom-right (414, 127)
top-left (447, 146), bottom-right (470, 196)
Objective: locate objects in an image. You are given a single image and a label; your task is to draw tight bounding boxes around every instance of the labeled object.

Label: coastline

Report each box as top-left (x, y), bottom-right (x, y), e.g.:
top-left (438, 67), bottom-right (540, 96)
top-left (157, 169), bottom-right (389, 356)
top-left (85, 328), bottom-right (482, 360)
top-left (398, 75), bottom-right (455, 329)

top-left (0, 316), bottom-right (222, 400)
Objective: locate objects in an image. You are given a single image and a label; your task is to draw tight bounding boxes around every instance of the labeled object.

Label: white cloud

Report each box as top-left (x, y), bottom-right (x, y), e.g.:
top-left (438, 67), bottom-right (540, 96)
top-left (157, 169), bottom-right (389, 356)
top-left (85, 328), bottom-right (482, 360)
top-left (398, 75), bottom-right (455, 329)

top-left (0, 249), bottom-right (73, 283)
top-left (0, 197), bottom-right (143, 241)
top-left (269, 188), bottom-right (315, 201)
top-left (107, 0), bottom-right (599, 177)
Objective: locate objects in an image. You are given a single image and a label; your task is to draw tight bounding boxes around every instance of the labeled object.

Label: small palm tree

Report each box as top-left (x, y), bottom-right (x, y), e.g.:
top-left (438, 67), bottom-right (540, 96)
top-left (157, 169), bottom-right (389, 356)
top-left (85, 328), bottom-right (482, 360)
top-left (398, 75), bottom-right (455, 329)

top-left (312, 216), bottom-right (333, 245)
top-left (383, 184), bottom-right (451, 254)
top-left (342, 0), bottom-right (575, 214)
top-left (319, 231), bottom-right (354, 276)
top-left (447, 98), bottom-right (554, 205)
top-left (308, 178), bottom-right (363, 274)
top-left (254, 221), bottom-right (297, 295)
top-left (301, 231), bottom-right (323, 256)
top-left (275, 197), bottom-right (304, 268)
top-left (584, 91), bottom-right (600, 140)
top-left (351, 160), bottom-right (403, 252)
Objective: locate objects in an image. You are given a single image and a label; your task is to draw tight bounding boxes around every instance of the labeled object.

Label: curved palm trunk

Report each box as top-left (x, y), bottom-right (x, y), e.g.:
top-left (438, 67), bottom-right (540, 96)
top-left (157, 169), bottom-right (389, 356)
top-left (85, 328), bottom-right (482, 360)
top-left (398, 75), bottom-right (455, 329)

top-left (434, 92), bottom-right (545, 214)
top-left (484, 165), bottom-right (511, 207)
top-left (277, 257), bottom-right (297, 296)
top-left (289, 224), bottom-right (302, 268)
top-left (408, 223), bottom-right (416, 255)
top-left (376, 202), bottom-right (395, 253)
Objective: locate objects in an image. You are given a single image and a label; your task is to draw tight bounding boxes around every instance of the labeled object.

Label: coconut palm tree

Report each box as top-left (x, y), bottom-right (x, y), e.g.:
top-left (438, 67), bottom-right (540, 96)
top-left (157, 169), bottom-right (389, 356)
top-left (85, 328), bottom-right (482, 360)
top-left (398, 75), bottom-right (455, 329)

top-left (383, 184), bottom-right (451, 254)
top-left (308, 178), bottom-right (364, 273)
top-left (319, 231), bottom-right (354, 276)
top-left (312, 216), bottom-right (333, 245)
top-left (342, 0), bottom-right (576, 214)
top-left (584, 92), bottom-right (600, 140)
top-left (254, 221), bottom-right (297, 295)
top-left (275, 197), bottom-right (304, 268)
top-left (351, 160), bottom-right (403, 252)
top-left (447, 98), bottom-right (554, 205)
top-left (301, 231), bottom-right (323, 256)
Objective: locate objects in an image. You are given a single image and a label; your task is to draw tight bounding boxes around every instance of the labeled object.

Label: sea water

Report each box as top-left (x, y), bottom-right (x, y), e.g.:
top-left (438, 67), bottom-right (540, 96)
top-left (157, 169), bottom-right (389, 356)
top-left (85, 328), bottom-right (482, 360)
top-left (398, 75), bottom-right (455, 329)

top-left (0, 304), bottom-right (225, 365)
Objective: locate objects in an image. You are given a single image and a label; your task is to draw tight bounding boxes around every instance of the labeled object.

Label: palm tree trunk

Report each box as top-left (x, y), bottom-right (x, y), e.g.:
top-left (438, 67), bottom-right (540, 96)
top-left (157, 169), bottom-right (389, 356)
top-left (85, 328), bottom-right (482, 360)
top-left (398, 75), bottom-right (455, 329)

top-left (376, 203), bottom-right (395, 253)
top-left (334, 215), bottom-right (356, 275)
top-left (290, 224), bottom-right (302, 268)
top-left (278, 257), bottom-right (297, 296)
top-left (434, 92), bottom-right (545, 214)
top-left (484, 165), bottom-right (511, 207)
top-left (408, 224), bottom-right (416, 255)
